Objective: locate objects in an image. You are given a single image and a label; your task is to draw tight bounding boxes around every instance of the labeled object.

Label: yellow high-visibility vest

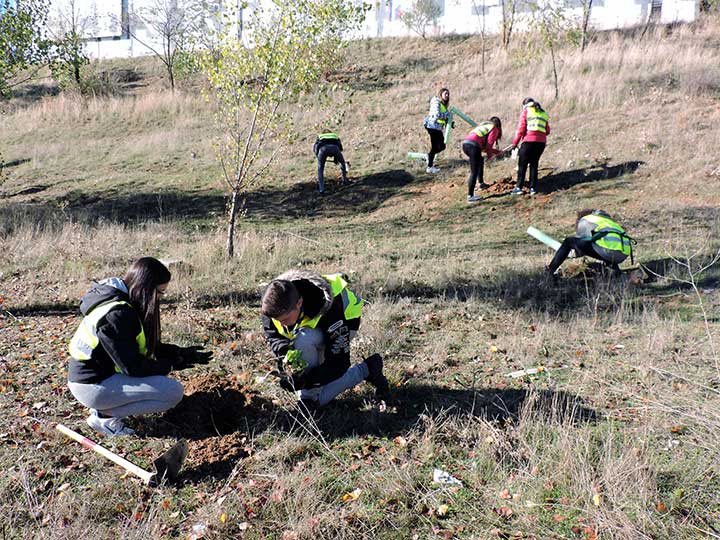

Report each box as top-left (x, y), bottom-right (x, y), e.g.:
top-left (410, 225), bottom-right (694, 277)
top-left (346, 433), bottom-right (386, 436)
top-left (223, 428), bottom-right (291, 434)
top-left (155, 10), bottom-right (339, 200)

top-left (584, 215), bottom-right (632, 256)
top-left (68, 301), bottom-right (148, 371)
top-left (471, 121), bottom-right (496, 138)
top-left (271, 274), bottom-right (364, 340)
top-left (526, 107), bottom-right (549, 133)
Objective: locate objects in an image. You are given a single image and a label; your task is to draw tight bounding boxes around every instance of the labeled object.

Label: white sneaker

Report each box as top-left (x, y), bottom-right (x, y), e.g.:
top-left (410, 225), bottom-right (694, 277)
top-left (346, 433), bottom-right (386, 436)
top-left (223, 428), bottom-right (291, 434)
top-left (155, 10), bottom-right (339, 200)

top-left (426, 166), bottom-right (440, 173)
top-left (467, 195), bottom-right (482, 203)
top-left (86, 410), bottom-right (135, 436)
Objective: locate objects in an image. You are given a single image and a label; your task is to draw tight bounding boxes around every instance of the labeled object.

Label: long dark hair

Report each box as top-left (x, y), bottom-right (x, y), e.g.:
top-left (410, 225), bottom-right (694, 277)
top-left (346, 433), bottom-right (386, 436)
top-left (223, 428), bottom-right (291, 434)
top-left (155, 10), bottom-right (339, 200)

top-left (522, 97), bottom-right (544, 112)
top-left (489, 116), bottom-right (502, 140)
top-left (123, 257), bottom-right (171, 355)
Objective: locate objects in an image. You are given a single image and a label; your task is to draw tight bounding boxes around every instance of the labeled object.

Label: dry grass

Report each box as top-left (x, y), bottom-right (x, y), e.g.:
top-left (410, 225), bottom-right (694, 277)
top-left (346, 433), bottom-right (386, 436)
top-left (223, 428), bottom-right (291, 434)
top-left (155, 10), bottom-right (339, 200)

top-left (1, 15), bottom-right (720, 540)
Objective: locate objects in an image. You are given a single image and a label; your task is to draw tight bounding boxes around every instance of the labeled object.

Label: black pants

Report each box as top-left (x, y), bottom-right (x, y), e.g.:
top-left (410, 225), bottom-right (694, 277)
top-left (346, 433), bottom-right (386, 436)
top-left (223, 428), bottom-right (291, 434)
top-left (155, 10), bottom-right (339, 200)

top-left (516, 141), bottom-right (546, 190)
top-left (426, 127), bottom-right (446, 166)
top-left (317, 145), bottom-right (347, 192)
top-left (548, 236), bottom-right (617, 273)
top-left (462, 141), bottom-right (484, 196)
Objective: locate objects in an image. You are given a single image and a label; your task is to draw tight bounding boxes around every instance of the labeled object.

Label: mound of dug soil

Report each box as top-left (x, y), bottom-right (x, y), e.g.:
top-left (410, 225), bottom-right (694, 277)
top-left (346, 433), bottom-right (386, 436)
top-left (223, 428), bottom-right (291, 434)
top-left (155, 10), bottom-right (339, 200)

top-left (485, 175), bottom-right (516, 195)
top-left (140, 374), bottom-right (275, 480)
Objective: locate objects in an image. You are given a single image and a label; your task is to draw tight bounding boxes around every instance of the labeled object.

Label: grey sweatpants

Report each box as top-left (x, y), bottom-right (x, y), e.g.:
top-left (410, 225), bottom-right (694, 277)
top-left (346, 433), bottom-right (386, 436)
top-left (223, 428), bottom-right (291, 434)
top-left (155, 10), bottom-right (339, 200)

top-left (293, 327), bottom-right (368, 406)
top-left (68, 374), bottom-right (184, 418)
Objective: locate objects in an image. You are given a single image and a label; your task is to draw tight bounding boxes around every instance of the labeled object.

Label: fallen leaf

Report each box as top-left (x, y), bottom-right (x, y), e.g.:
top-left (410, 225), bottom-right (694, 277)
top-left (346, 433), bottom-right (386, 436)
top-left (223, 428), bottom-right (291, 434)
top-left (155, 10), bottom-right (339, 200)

top-left (219, 512), bottom-right (227, 523)
top-left (656, 501), bottom-right (667, 512)
top-left (393, 436), bottom-right (408, 447)
top-left (436, 504), bottom-right (450, 517)
top-left (499, 488), bottom-right (512, 499)
top-left (282, 531), bottom-right (298, 540)
top-left (237, 522), bottom-right (250, 531)
top-left (494, 506), bottom-right (513, 518)
top-left (552, 514), bottom-right (565, 522)
top-left (592, 494), bottom-right (601, 506)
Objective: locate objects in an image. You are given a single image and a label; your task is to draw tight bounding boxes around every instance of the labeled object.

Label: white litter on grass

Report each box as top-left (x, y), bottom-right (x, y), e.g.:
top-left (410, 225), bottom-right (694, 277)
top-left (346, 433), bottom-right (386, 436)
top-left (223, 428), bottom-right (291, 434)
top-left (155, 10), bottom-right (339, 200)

top-left (433, 468), bottom-right (463, 487)
top-left (506, 365), bottom-right (569, 378)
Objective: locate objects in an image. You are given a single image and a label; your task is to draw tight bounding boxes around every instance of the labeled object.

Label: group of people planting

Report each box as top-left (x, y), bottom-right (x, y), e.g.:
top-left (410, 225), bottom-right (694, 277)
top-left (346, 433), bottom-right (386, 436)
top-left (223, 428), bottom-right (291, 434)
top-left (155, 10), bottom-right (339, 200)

top-left (66, 89), bottom-right (633, 438)
top-left (421, 88), bottom-right (550, 200)
top-left (313, 88), bottom-right (550, 201)
top-left (67, 258), bottom-right (389, 436)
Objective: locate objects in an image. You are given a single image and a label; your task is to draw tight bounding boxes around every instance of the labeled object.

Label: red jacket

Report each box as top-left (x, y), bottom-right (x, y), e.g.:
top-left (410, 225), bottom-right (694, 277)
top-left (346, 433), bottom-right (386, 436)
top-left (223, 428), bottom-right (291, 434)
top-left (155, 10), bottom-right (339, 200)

top-left (464, 125), bottom-right (502, 159)
top-left (512, 107), bottom-right (551, 147)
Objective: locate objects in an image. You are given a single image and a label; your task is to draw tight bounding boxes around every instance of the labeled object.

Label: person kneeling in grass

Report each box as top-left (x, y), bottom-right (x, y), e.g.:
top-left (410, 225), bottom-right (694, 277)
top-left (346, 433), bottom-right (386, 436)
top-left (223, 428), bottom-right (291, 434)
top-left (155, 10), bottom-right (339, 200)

top-left (261, 270), bottom-right (389, 408)
top-left (546, 209), bottom-right (635, 276)
top-left (67, 257), bottom-right (212, 436)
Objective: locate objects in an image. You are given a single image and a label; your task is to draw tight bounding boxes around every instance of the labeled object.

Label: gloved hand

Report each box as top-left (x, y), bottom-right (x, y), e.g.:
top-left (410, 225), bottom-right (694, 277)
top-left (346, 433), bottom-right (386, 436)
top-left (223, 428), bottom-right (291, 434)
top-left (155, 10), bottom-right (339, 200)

top-left (175, 345), bottom-right (213, 370)
top-left (283, 349), bottom-right (307, 371)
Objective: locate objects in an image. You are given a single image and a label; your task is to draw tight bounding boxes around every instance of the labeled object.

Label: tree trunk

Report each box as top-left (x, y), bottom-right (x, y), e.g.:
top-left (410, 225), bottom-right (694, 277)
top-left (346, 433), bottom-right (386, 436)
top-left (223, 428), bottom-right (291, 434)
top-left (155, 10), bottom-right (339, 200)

top-left (580, 0), bottom-right (593, 52)
top-left (74, 60), bottom-right (81, 85)
top-left (550, 44), bottom-right (559, 99)
top-left (226, 189), bottom-right (239, 257)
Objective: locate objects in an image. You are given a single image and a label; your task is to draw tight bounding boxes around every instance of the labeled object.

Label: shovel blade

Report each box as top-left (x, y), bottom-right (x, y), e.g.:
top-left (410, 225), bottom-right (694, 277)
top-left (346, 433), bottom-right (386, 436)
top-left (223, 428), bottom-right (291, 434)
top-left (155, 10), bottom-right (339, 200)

top-left (152, 439), bottom-right (189, 486)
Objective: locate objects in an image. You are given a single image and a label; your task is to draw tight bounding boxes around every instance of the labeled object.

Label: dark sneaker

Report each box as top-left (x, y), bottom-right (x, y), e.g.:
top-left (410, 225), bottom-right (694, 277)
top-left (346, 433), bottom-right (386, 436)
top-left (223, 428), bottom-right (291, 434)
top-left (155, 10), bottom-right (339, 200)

top-left (477, 183), bottom-right (491, 190)
top-left (364, 353), bottom-right (390, 401)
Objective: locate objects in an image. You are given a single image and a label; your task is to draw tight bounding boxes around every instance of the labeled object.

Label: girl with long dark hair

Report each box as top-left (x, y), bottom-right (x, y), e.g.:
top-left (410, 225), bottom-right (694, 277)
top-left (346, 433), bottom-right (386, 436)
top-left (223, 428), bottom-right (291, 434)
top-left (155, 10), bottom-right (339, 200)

top-left (462, 116), bottom-right (503, 202)
top-left (67, 257), bottom-right (212, 436)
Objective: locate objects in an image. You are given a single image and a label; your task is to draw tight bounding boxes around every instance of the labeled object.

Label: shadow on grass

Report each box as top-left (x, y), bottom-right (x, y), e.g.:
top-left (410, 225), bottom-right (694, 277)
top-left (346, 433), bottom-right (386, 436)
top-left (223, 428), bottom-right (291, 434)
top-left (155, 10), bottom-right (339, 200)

top-left (244, 169), bottom-right (418, 220)
top-left (4, 302), bottom-right (77, 317)
top-left (307, 384), bottom-right (599, 441)
top-left (536, 161), bottom-right (644, 194)
top-left (379, 268), bottom-right (611, 315)
top-left (1, 168), bottom-right (419, 228)
top-left (148, 380), bottom-right (597, 482)
top-left (0, 189), bottom-right (227, 232)
top-left (1, 158), bottom-right (31, 169)
top-left (641, 254), bottom-right (720, 293)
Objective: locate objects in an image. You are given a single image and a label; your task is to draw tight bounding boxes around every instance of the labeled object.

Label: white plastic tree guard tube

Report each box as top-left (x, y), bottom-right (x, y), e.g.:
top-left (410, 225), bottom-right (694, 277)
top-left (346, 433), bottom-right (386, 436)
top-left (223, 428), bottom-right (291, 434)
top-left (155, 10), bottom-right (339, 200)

top-left (527, 226), bottom-right (562, 251)
top-left (407, 152), bottom-right (427, 160)
top-left (443, 112), bottom-right (453, 145)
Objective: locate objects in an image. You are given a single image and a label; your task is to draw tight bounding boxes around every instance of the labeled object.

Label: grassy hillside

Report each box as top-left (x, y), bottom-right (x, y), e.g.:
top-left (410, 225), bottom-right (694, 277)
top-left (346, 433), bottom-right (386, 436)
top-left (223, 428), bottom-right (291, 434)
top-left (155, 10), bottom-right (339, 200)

top-left (1, 16), bottom-right (719, 540)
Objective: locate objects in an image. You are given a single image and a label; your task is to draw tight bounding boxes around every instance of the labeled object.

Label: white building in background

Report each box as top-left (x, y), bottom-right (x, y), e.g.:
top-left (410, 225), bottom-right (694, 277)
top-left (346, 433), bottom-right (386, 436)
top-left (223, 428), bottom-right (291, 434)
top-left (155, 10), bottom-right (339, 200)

top-left (48, 0), bottom-right (699, 59)
top-left (365, 0), bottom-right (699, 38)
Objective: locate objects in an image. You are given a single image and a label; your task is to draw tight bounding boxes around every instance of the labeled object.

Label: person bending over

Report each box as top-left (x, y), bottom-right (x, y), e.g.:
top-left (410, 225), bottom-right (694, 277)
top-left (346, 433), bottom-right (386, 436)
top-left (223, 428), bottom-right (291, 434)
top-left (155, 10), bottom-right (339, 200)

top-left (261, 270), bottom-right (389, 408)
top-left (547, 209), bottom-right (635, 275)
top-left (462, 117), bottom-right (503, 203)
top-left (313, 131), bottom-right (349, 194)
top-left (67, 257), bottom-right (212, 436)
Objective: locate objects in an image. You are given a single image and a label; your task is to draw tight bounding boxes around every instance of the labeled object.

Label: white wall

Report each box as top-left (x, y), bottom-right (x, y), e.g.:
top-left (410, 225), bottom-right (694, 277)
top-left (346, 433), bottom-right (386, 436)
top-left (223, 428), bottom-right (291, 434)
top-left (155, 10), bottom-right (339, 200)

top-left (47, 0), bottom-right (700, 59)
top-left (362, 0), bottom-right (699, 39)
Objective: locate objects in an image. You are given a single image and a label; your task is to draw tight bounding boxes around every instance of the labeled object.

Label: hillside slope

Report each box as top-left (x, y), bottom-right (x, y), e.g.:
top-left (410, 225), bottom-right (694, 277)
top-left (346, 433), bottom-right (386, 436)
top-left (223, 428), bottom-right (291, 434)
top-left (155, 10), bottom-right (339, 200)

top-left (1, 18), bottom-right (719, 540)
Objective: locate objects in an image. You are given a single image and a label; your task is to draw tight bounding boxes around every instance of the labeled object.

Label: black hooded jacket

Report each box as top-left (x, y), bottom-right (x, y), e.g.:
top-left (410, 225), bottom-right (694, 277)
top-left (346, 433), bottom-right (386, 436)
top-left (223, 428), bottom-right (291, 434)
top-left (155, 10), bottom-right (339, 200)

top-left (68, 279), bottom-right (179, 384)
top-left (261, 270), bottom-right (361, 389)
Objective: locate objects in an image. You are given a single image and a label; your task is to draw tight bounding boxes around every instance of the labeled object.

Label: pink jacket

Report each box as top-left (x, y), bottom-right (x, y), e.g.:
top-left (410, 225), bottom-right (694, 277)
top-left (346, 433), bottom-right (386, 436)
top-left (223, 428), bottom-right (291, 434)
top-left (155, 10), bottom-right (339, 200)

top-left (464, 126), bottom-right (502, 159)
top-left (511, 107), bottom-right (551, 147)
